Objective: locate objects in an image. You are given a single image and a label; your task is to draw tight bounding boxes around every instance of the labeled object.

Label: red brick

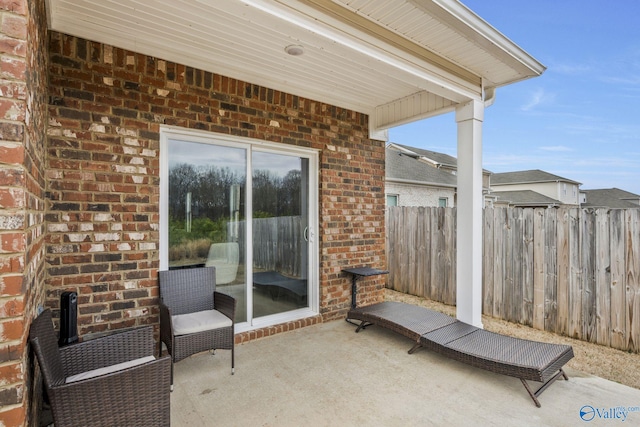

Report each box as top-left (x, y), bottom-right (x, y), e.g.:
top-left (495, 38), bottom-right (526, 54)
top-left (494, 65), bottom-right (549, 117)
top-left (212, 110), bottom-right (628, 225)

top-left (0, 187), bottom-right (23, 208)
top-left (0, 98), bottom-right (24, 121)
top-left (0, 296), bottom-right (23, 317)
top-left (1, 13), bottom-right (27, 40)
top-left (0, 404), bottom-right (26, 427)
top-left (0, 361), bottom-right (22, 386)
top-left (0, 273), bottom-right (22, 295)
top-left (0, 232), bottom-right (25, 252)
top-left (0, 55), bottom-right (25, 79)
top-left (0, 0), bottom-right (26, 14)
top-left (0, 144), bottom-right (23, 165)
top-left (0, 255), bottom-right (22, 274)
top-left (0, 317), bottom-right (22, 340)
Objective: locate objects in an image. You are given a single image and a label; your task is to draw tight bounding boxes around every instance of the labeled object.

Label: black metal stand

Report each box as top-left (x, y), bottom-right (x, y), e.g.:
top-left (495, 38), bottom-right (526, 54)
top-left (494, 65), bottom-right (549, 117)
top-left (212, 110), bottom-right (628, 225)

top-left (342, 267), bottom-right (389, 327)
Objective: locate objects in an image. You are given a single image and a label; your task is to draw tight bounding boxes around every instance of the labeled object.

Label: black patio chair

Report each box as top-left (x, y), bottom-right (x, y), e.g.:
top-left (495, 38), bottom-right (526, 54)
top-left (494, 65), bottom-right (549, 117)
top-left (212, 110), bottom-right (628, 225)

top-left (159, 266), bottom-right (236, 389)
top-left (29, 309), bottom-right (170, 427)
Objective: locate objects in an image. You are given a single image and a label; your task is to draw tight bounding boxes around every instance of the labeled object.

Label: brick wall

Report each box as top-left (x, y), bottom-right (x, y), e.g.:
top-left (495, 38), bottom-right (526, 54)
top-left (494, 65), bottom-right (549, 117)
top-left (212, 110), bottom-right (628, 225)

top-left (0, 0), bottom-right (48, 425)
top-left (46, 33), bottom-right (387, 340)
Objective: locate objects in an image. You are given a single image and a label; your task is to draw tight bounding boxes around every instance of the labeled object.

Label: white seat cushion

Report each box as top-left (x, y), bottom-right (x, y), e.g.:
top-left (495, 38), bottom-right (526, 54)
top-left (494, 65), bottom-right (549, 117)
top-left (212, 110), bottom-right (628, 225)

top-left (66, 355), bottom-right (156, 383)
top-left (172, 310), bottom-right (232, 336)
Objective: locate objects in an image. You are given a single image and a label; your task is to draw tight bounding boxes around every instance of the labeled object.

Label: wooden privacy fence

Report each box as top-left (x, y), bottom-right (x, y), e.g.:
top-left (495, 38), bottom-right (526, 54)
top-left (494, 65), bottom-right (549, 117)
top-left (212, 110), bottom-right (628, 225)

top-left (386, 206), bottom-right (640, 353)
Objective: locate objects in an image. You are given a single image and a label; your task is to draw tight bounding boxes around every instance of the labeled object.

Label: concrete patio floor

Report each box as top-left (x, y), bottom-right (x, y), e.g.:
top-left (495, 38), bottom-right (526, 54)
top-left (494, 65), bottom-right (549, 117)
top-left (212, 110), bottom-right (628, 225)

top-left (171, 319), bottom-right (640, 426)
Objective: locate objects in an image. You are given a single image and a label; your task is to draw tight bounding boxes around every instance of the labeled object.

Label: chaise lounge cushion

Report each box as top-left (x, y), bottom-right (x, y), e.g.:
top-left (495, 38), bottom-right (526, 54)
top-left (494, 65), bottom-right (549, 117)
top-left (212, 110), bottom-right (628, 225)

top-left (172, 310), bottom-right (232, 336)
top-left (422, 327), bottom-right (574, 383)
top-left (65, 356), bottom-right (157, 383)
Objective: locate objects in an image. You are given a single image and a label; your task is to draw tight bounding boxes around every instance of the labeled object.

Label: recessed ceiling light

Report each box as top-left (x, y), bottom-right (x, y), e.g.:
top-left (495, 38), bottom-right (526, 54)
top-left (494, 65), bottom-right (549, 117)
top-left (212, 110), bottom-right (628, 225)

top-left (285, 45), bottom-right (304, 56)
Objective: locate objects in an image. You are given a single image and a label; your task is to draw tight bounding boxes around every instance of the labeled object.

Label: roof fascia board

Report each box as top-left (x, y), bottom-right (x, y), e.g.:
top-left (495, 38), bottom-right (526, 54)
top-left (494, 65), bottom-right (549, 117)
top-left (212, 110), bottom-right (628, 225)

top-left (426, 0), bottom-right (546, 85)
top-left (303, 0), bottom-right (480, 84)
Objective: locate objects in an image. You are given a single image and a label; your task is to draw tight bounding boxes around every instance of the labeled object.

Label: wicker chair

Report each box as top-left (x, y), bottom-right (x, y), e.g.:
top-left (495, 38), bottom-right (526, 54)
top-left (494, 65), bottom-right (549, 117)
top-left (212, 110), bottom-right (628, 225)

top-left (159, 267), bottom-right (236, 389)
top-left (29, 309), bottom-right (171, 427)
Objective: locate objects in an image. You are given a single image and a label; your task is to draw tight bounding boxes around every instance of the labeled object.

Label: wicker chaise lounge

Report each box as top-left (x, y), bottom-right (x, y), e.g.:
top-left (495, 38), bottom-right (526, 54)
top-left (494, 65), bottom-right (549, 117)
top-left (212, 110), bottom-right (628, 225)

top-left (347, 301), bottom-right (457, 353)
top-left (348, 301), bottom-right (574, 407)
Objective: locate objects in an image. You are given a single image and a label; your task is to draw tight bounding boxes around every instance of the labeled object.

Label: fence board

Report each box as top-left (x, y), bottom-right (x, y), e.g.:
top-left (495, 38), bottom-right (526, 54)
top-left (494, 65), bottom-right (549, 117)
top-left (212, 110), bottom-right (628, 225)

top-left (595, 208), bottom-right (611, 347)
top-left (626, 209), bottom-right (640, 352)
top-left (522, 208), bottom-right (535, 326)
top-left (445, 208), bottom-right (457, 305)
top-left (483, 207), bottom-right (495, 316)
top-left (569, 209), bottom-right (583, 339)
top-left (533, 208), bottom-right (545, 330)
top-left (556, 209), bottom-right (570, 336)
top-left (504, 208), bottom-right (516, 322)
top-left (544, 209), bottom-right (558, 333)
top-left (429, 208), bottom-right (443, 301)
top-left (405, 207), bottom-right (419, 296)
top-left (386, 208), bottom-right (401, 292)
top-left (609, 209), bottom-right (626, 350)
top-left (415, 207), bottom-right (430, 298)
top-left (512, 208), bottom-right (523, 323)
top-left (493, 208), bottom-right (505, 319)
top-left (582, 209), bottom-right (596, 342)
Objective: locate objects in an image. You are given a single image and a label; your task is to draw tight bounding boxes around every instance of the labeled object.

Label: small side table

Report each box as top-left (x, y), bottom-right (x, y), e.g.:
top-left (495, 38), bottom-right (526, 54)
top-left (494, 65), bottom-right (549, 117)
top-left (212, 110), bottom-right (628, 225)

top-left (342, 267), bottom-right (389, 310)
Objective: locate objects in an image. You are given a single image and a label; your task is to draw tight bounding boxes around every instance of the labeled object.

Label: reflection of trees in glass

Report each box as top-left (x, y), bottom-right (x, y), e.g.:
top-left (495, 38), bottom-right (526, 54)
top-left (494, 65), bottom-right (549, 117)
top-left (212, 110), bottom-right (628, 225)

top-left (169, 164), bottom-right (242, 221)
top-left (169, 163), bottom-right (301, 232)
top-left (253, 169), bottom-right (301, 217)
top-left (169, 162), bottom-right (302, 265)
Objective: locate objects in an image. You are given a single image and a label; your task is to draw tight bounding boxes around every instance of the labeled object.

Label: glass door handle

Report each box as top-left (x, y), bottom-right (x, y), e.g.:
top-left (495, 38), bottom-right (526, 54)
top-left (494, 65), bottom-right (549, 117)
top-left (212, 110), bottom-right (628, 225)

top-left (304, 227), bottom-right (309, 242)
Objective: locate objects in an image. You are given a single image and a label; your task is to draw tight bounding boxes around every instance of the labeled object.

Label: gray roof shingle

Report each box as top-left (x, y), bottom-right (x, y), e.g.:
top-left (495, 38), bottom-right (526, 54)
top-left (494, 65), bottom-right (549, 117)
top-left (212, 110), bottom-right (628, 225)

top-left (492, 190), bottom-right (562, 207)
top-left (391, 143), bottom-right (458, 168)
top-left (581, 188), bottom-right (640, 209)
top-left (491, 169), bottom-right (581, 185)
top-left (386, 148), bottom-right (457, 187)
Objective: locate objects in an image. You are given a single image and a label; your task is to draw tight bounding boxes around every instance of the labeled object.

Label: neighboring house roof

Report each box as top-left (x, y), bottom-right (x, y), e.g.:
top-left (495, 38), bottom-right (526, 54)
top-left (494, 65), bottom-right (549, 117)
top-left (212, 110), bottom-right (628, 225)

top-left (581, 188), bottom-right (640, 209)
top-left (491, 169), bottom-right (581, 186)
top-left (388, 143), bottom-right (492, 174)
top-left (492, 190), bottom-right (562, 207)
top-left (386, 148), bottom-right (457, 188)
top-left (390, 143), bottom-right (458, 169)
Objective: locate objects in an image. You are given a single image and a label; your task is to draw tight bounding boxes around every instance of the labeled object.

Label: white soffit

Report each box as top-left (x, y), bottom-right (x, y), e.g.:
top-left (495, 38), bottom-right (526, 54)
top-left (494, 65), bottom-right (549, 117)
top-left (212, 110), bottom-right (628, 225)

top-left (45, 0), bottom-right (544, 133)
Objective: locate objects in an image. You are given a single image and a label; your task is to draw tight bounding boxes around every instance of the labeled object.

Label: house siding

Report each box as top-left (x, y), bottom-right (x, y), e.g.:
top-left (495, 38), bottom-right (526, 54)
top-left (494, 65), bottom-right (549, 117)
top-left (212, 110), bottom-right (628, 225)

top-left (386, 182), bottom-right (455, 207)
top-left (0, 0), bottom-right (49, 425)
top-left (492, 182), bottom-right (580, 205)
top-left (45, 33), bottom-right (386, 345)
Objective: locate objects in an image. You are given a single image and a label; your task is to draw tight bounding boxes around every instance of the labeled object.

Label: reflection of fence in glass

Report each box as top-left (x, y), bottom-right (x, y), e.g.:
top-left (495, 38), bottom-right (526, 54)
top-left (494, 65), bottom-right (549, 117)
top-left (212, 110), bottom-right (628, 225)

top-left (249, 216), bottom-right (304, 278)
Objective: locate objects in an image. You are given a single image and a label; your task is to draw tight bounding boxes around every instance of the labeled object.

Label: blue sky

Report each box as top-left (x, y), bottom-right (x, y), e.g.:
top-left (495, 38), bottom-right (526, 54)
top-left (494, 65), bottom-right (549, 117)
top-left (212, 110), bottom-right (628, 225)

top-left (389, 0), bottom-right (640, 195)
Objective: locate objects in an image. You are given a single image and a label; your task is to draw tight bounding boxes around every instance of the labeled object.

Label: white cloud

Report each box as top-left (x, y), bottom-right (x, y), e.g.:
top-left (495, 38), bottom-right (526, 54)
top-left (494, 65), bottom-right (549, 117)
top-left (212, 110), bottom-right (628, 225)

top-left (550, 62), bottom-right (591, 75)
top-left (539, 145), bottom-right (573, 152)
top-left (520, 88), bottom-right (555, 111)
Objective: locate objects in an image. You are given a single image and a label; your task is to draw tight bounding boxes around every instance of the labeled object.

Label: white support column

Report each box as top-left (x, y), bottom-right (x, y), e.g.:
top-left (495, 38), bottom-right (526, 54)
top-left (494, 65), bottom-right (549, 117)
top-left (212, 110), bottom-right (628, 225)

top-left (455, 99), bottom-right (484, 328)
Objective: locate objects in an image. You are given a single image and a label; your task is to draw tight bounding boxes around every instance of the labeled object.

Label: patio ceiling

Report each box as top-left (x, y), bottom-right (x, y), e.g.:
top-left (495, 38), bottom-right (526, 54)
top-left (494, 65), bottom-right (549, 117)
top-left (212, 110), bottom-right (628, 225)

top-left (45, 0), bottom-right (545, 136)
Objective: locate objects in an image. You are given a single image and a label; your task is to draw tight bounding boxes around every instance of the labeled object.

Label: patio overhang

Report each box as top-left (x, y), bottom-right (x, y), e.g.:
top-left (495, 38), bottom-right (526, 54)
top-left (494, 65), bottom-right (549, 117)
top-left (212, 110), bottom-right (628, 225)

top-left (45, 0), bottom-right (545, 329)
top-left (45, 0), bottom-right (545, 140)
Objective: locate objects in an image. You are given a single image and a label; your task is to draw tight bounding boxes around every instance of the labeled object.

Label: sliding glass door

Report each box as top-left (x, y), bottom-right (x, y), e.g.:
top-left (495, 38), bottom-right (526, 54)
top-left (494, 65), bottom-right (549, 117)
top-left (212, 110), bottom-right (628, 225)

top-left (161, 128), bottom-right (317, 330)
top-left (251, 151), bottom-right (309, 318)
